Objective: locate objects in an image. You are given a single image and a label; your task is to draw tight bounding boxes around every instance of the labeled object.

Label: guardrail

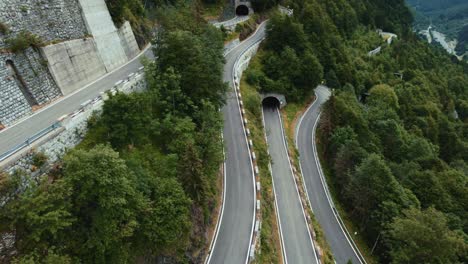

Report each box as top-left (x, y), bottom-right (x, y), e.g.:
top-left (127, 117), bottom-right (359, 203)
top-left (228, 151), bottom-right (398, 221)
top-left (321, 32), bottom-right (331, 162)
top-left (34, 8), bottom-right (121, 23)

top-left (0, 67), bottom-right (146, 165)
top-left (0, 122), bottom-right (61, 163)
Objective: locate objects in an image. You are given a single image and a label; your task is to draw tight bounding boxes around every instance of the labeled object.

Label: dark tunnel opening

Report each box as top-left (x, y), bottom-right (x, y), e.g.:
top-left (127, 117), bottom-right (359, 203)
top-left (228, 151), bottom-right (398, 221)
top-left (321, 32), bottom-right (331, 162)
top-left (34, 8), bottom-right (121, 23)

top-left (235, 5), bottom-right (249, 16)
top-left (262, 96), bottom-right (281, 110)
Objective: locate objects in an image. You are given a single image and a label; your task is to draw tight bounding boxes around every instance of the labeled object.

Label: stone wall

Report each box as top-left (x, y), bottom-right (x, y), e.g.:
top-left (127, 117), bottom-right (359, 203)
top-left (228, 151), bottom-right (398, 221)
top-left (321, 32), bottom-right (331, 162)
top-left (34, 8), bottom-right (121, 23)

top-left (41, 38), bottom-right (107, 95)
top-left (0, 0), bottom-right (141, 127)
top-left (0, 57), bottom-right (32, 126)
top-left (0, 48), bottom-right (62, 125)
top-left (78, 0), bottom-right (128, 71)
top-left (118, 21), bottom-right (140, 59)
top-left (0, 0), bottom-right (88, 49)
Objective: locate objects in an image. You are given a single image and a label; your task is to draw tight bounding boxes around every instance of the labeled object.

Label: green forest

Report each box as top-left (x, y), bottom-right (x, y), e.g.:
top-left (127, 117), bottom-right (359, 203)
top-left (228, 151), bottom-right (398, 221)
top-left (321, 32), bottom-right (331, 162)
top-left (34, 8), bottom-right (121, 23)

top-left (245, 0), bottom-right (468, 263)
top-left (1, 0), bottom-right (467, 262)
top-left (0, 4), bottom-right (226, 263)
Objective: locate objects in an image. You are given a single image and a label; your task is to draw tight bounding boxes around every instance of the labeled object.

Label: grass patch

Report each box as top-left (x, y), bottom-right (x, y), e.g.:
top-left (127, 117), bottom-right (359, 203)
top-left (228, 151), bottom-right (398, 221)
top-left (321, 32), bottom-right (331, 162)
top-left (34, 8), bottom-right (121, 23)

top-left (201, 0), bottom-right (225, 20)
top-left (224, 30), bottom-right (240, 42)
top-left (240, 56), bottom-right (282, 264)
top-left (5, 31), bottom-right (43, 53)
top-left (0, 22), bottom-right (10, 35)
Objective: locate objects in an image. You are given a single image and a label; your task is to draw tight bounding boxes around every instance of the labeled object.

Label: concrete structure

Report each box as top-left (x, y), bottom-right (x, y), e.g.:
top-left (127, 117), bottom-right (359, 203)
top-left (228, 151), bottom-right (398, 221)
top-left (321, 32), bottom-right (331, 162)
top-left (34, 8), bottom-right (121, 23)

top-left (0, 0), bottom-right (140, 126)
top-left (78, 0), bottom-right (128, 72)
top-left (118, 21), bottom-right (140, 59)
top-left (261, 93), bottom-right (287, 108)
top-left (368, 46), bottom-right (382, 56)
top-left (377, 29), bottom-right (397, 45)
top-left (235, 0), bottom-right (252, 16)
top-left (41, 38), bottom-right (107, 95)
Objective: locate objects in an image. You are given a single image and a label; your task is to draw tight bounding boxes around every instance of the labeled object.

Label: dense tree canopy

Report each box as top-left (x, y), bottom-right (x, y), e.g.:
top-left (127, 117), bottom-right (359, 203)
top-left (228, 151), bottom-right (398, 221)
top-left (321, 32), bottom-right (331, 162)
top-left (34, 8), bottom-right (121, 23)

top-left (251, 0), bottom-right (467, 262)
top-left (1, 4), bottom-right (224, 263)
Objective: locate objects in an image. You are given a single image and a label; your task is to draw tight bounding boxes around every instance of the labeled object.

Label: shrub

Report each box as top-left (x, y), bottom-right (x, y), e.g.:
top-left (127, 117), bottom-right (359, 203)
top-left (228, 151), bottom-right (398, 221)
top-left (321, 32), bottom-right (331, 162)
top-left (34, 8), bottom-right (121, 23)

top-left (32, 151), bottom-right (48, 168)
top-left (0, 22), bottom-right (10, 35)
top-left (5, 31), bottom-right (44, 53)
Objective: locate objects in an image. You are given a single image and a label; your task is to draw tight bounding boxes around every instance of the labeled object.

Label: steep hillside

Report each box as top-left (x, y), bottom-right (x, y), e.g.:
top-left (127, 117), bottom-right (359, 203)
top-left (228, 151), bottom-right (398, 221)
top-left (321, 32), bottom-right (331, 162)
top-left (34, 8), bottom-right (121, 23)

top-left (247, 0), bottom-right (468, 262)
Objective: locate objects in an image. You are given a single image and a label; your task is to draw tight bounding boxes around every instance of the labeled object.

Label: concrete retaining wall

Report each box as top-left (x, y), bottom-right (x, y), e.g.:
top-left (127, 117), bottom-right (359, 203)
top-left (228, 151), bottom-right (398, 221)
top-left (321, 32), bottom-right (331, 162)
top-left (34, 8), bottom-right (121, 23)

top-left (0, 0), bottom-right (140, 127)
top-left (41, 38), bottom-right (107, 95)
top-left (78, 0), bottom-right (128, 72)
top-left (118, 21), bottom-right (140, 59)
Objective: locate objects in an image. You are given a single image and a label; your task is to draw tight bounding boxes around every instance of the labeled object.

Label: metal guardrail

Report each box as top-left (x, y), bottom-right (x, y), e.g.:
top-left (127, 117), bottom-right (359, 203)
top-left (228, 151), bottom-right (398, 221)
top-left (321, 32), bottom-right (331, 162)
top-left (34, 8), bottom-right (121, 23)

top-left (0, 121), bottom-right (61, 163)
top-left (0, 66), bottom-right (147, 165)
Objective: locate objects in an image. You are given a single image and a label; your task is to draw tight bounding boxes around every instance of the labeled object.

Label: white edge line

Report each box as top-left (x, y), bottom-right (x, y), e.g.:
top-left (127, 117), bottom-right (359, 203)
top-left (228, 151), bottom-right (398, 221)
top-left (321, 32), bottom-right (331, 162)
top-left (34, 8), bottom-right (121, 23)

top-left (295, 88), bottom-right (366, 264)
top-left (233, 47), bottom-right (257, 264)
top-left (275, 108), bottom-right (320, 264)
top-left (311, 112), bottom-right (366, 264)
top-left (1, 44), bottom-right (152, 134)
top-left (295, 96), bottom-right (319, 214)
top-left (261, 108), bottom-right (288, 264)
top-left (208, 23), bottom-right (267, 264)
top-left (205, 132), bottom-right (227, 264)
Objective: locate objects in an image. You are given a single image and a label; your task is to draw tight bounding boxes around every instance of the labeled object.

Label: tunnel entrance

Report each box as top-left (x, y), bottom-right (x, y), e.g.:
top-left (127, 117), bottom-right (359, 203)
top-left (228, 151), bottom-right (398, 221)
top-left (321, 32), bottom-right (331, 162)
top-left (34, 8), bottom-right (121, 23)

top-left (262, 96), bottom-right (281, 110)
top-left (236, 5), bottom-right (249, 16)
top-left (5, 60), bottom-right (37, 107)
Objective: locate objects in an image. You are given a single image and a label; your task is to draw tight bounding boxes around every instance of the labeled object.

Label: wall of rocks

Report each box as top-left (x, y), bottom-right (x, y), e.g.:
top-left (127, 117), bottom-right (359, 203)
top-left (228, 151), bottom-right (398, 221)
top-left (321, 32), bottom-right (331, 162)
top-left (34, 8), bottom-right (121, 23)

top-left (0, 0), bottom-right (88, 49)
top-left (0, 0), bottom-right (141, 127)
top-left (0, 57), bottom-right (32, 126)
top-left (0, 48), bottom-right (62, 125)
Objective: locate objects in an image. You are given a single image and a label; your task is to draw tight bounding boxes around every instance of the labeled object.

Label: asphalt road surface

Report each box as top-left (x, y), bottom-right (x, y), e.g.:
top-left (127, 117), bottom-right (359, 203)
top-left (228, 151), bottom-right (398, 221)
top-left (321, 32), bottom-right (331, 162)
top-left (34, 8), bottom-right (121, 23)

top-left (207, 22), bottom-right (267, 264)
top-left (263, 104), bottom-right (318, 264)
top-left (296, 86), bottom-right (363, 264)
top-left (0, 47), bottom-right (154, 155)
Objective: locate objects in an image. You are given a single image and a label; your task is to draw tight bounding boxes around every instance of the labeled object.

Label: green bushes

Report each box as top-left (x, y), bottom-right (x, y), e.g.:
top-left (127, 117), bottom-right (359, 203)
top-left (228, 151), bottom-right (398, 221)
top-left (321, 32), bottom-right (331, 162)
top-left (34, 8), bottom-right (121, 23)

top-left (105, 0), bottom-right (152, 47)
top-left (235, 18), bottom-right (257, 40)
top-left (31, 151), bottom-right (48, 168)
top-left (0, 22), bottom-right (10, 35)
top-left (5, 31), bottom-right (43, 53)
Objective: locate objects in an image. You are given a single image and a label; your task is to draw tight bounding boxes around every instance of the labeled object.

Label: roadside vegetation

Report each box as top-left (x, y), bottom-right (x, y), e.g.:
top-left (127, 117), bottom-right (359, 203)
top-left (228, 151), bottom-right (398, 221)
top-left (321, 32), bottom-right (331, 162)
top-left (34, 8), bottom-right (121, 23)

top-left (245, 0), bottom-right (468, 263)
top-left (105, 0), bottom-right (153, 47)
top-left (5, 31), bottom-right (43, 53)
top-left (244, 47), bottom-right (334, 263)
top-left (0, 5), bottom-right (226, 263)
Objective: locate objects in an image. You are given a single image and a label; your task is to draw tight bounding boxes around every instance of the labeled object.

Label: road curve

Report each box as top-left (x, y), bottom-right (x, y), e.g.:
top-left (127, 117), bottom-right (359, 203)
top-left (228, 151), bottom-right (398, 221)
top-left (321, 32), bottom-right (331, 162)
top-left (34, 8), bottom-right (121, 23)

top-left (0, 47), bottom-right (154, 154)
top-left (263, 104), bottom-right (318, 264)
top-left (296, 86), bottom-right (363, 264)
top-left (207, 22), bottom-right (267, 264)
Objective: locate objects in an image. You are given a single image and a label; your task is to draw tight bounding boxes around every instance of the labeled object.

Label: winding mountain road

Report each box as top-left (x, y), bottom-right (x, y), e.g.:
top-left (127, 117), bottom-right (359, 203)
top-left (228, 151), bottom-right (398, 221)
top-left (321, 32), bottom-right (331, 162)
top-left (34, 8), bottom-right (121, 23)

top-left (0, 47), bottom-right (153, 155)
top-left (296, 86), bottom-right (364, 264)
top-left (207, 22), bottom-right (267, 264)
top-left (263, 103), bottom-right (318, 264)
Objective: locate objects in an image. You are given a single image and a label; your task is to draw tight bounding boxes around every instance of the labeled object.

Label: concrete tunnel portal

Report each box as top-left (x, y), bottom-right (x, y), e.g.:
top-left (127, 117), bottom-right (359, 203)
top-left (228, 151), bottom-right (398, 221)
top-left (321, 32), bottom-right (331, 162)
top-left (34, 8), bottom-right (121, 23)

top-left (236, 5), bottom-right (249, 16)
top-left (261, 93), bottom-right (287, 109)
top-left (262, 96), bottom-right (281, 109)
